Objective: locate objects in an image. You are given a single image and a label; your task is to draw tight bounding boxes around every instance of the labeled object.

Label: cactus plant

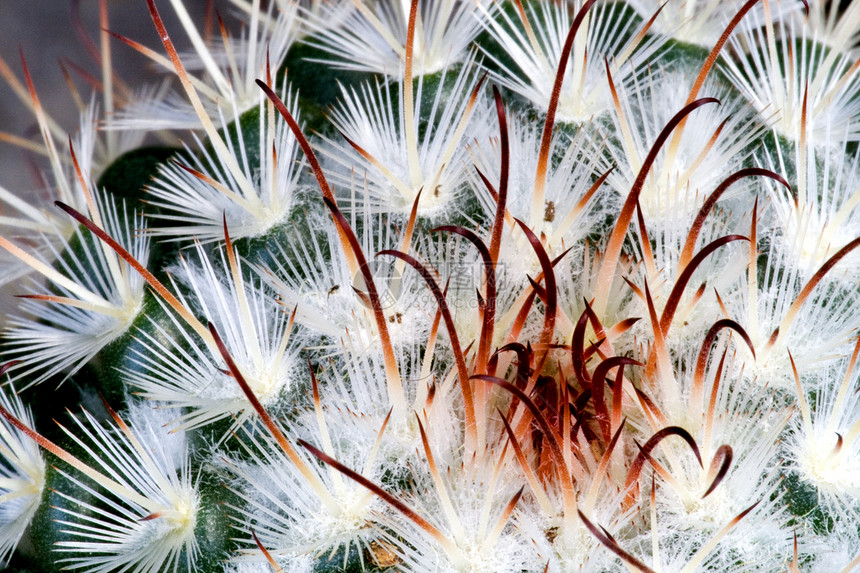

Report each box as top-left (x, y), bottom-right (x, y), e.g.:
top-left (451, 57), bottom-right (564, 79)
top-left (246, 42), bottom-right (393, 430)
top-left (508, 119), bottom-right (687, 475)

top-left (1, 0), bottom-right (859, 571)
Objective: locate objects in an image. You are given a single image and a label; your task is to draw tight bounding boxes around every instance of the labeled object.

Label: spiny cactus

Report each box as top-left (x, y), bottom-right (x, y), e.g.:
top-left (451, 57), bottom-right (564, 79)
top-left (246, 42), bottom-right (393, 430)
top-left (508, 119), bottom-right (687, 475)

top-left (1, 0), bottom-right (859, 571)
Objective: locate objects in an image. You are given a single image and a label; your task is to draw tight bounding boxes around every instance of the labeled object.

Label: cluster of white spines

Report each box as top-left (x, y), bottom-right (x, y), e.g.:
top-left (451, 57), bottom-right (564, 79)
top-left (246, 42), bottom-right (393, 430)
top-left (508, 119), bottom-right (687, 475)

top-left (0, 0), bottom-right (858, 572)
top-left (0, 380), bottom-right (44, 563)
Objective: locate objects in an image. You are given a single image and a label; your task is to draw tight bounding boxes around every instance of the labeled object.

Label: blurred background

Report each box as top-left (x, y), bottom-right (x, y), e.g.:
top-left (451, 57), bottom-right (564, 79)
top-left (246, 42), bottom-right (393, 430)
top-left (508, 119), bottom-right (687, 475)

top-left (0, 0), bottom-right (235, 194)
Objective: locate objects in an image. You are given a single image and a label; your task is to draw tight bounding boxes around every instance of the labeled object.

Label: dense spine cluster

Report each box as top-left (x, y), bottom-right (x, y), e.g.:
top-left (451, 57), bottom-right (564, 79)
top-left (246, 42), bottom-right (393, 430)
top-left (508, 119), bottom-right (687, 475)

top-left (0, 0), bottom-right (859, 571)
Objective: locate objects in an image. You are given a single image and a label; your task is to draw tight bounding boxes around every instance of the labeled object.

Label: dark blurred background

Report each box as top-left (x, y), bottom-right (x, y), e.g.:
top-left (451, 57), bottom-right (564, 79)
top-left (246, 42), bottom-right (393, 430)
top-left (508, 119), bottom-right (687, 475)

top-left (0, 0), bottom-right (234, 194)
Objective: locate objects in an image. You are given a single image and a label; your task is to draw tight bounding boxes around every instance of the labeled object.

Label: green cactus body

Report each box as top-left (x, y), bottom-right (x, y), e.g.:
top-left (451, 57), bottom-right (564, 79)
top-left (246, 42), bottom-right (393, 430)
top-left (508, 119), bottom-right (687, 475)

top-left (1, 0), bottom-right (860, 571)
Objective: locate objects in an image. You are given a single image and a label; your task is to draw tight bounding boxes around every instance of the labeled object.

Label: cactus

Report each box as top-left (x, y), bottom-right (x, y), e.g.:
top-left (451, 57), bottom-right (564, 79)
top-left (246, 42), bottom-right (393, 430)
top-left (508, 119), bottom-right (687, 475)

top-left (0, 0), bottom-right (859, 571)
